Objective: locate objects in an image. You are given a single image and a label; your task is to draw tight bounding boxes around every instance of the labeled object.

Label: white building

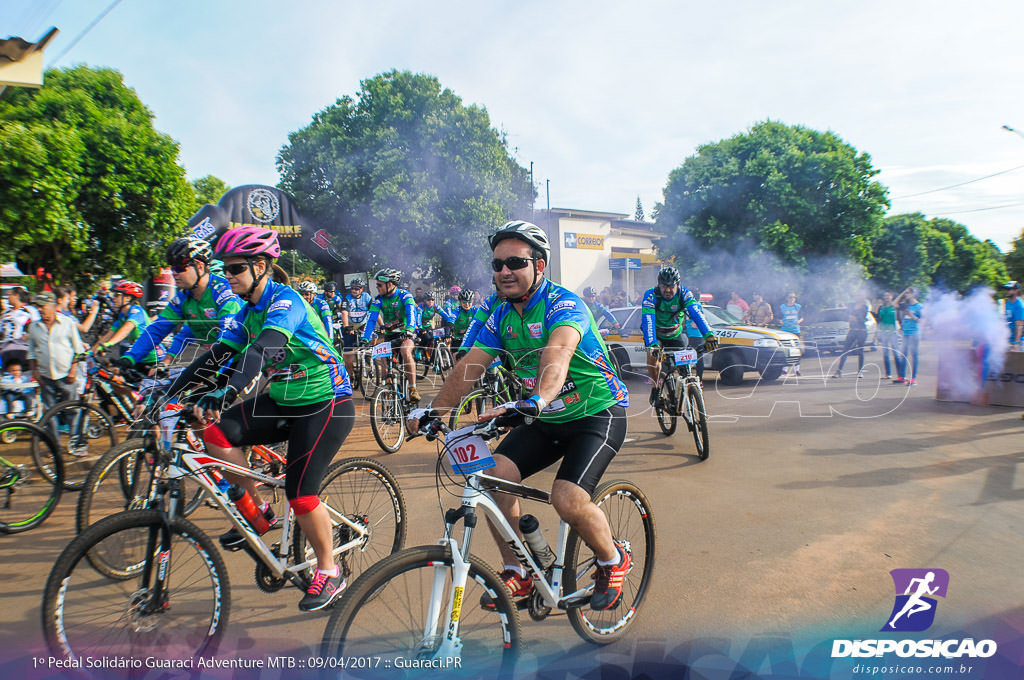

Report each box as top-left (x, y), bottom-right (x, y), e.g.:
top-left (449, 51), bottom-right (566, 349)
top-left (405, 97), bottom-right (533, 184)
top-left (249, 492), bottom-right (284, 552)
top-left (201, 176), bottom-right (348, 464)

top-left (532, 208), bottom-right (664, 303)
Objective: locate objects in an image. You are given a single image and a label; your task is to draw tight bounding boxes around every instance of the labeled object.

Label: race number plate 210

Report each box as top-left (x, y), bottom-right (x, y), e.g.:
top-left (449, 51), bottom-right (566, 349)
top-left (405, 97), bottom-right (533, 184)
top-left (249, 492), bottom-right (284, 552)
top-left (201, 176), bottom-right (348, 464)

top-left (672, 348), bottom-right (698, 365)
top-left (445, 425), bottom-right (495, 474)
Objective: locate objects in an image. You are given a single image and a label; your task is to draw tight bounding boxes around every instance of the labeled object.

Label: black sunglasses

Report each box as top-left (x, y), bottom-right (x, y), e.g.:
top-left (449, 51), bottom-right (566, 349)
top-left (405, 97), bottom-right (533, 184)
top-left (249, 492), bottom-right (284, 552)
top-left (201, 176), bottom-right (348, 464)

top-left (491, 256), bottom-right (536, 272)
top-left (171, 261), bottom-right (194, 273)
top-left (223, 262), bottom-right (250, 277)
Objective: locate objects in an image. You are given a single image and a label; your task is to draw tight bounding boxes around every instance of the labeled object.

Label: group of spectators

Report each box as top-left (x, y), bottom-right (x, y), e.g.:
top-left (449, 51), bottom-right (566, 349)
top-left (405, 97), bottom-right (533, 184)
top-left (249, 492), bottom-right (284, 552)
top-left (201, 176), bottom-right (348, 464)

top-left (0, 286), bottom-right (97, 451)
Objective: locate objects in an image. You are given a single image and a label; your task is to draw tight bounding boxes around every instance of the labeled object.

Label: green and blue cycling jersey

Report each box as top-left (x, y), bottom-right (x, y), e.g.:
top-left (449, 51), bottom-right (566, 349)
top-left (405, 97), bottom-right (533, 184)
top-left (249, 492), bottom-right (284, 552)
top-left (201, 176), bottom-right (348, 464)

top-left (452, 306), bottom-right (477, 342)
top-left (419, 302), bottom-right (456, 329)
top-left (641, 286), bottom-right (712, 346)
top-left (220, 280), bottom-right (350, 406)
top-left (310, 295), bottom-right (334, 342)
top-left (459, 291), bottom-right (499, 352)
top-left (361, 288), bottom-right (418, 341)
top-left (473, 279), bottom-right (628, 423)
top-left (585, 299), bottom-right (618, 326)
top-left (112, 304), bottom-right (162, 364)
top-left (126, 275), bottom-right (242, 363)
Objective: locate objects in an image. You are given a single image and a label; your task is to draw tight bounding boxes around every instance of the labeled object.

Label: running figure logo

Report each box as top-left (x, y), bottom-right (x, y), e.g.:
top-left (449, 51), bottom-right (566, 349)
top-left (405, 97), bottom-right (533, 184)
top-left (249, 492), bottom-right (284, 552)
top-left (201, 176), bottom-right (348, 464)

top-left (881, 568), bottom-right (949, 632)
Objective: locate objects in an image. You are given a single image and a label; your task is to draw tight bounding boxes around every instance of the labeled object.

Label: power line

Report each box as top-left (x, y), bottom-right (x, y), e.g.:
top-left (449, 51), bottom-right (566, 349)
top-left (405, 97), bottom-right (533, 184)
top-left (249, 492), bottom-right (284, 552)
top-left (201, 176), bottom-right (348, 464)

top-left (929, 201), bottom-right (1024, 217)
top-left (47, 0), bottom-right (123, 68)
top-left (890, 163), bottom-right (1024, 200)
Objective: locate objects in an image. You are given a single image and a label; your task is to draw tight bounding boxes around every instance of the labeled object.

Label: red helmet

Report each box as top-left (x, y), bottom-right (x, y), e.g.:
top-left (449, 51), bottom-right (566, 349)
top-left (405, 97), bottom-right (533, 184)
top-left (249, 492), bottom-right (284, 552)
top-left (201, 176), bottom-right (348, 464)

top-left (113, 280), bottom-right (144, 298)
top-left (213, 226), bottom-right (281, 260)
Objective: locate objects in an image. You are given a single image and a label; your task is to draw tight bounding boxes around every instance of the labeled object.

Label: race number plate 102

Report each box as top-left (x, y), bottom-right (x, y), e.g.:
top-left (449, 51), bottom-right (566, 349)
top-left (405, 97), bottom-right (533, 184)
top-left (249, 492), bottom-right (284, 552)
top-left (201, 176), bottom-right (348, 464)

top-left (371, 343), bottom-right (393, 359)
top-left (672, 348), bottom-right (698, 365)
top-left (445, 425), bottom-right (495, 474)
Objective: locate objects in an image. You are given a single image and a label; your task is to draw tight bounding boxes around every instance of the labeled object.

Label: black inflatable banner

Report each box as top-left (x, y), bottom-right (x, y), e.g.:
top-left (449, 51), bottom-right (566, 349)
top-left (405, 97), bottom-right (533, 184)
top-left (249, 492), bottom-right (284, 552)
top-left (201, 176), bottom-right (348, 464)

top-left (185, 185), bottom-right (348, 271)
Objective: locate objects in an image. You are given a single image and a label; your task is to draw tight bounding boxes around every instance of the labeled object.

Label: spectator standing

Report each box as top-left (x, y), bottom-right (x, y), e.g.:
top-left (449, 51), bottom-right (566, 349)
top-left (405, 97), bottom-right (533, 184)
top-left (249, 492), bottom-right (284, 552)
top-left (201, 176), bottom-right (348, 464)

top-left (56, 285), bottom-right (101, 337)
top-left (875, 291), bottom-right (900, 378)
top-left (746, 292), bottom-right (774, 326)
top-left (726, 291), bottom-right (749, 320)
top-left (778, 292), bottom-right (803, 377)
top-left (894, 288), bottom-right (923, 386)
top-left (834, 292), bottom-right (870, 378)
top-left (1, 287), bottom-right (40, 368)
top-left (27, 292), bottom-right (86, 453)
top-left (1002, 281), bottom-right (1023, 348)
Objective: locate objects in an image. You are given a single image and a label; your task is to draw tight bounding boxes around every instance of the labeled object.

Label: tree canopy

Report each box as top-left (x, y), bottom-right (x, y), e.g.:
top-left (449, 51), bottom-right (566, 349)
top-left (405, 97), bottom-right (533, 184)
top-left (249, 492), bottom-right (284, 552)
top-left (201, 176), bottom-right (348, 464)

top-left (0, 66), bottom-right (195, 289)
top-left (1006, 229), bottom-right (1024, 284)
top-left (654, 121), bottom-right (890, 276)
top-left (191, 175), bottom-right (230, 208)
top-left (277, 70), bottom-right (535, 285)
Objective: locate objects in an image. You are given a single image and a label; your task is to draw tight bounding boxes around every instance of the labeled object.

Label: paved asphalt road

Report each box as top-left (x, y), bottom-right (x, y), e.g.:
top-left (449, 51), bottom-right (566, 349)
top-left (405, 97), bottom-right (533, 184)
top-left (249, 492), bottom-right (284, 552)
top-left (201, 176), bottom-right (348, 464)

top-left (2, 343), bottom-right (1022, 679)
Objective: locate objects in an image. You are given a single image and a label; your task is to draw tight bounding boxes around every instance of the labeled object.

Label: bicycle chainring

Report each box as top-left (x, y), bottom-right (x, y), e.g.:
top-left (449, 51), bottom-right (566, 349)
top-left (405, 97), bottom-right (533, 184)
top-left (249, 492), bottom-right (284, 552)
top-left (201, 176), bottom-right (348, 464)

top-left (254, 561), bottom-right (287, 593)
top-left (527, 588), bottom-right (551, 621)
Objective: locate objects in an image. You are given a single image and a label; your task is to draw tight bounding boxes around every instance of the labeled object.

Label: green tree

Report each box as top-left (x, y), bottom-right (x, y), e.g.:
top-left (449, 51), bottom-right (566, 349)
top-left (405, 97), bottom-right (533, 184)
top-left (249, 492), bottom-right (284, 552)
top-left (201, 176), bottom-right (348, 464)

top-left (634, 196), bottom-right (645, 222)
top-left (277, 70), bottom-right (535, 284)
top-left (278, 250), bottom-right (322, 281)
top-left (0, 66), bottom-right (194, 289)
top-left (654, 121), bottom-right (889, 274)
top-left (191, 175), bottom-right (231, 208)
top-left (1005, 228), bottom-right (1024, 284)
top-left (929, 219), bottom-right (1007, 292)
top-left (866, 213), bottom-right (954, 291)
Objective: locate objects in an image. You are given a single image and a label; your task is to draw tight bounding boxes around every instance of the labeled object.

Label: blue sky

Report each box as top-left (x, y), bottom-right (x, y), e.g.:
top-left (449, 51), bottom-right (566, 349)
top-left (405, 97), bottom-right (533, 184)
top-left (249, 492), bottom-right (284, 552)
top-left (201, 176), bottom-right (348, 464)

top-left (5, 0), bottom-right (1024, 250)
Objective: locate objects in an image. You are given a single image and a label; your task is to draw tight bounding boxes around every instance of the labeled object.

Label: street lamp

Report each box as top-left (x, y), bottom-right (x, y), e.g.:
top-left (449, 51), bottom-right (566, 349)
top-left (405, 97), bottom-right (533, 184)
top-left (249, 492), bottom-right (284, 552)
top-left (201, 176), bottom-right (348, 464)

top-left (1002, 124), bottom-right (1024, 141)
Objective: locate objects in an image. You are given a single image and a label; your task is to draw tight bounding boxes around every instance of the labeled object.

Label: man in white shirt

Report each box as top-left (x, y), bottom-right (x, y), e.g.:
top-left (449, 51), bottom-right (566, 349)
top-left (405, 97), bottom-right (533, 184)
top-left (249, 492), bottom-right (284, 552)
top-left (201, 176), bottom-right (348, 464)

top-left (27, 291), bottom-right (85, 452)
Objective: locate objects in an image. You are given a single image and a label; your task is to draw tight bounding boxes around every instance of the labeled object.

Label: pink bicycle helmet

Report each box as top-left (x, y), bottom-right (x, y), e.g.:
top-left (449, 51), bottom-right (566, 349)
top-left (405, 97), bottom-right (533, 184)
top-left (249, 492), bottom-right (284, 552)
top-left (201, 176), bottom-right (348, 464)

top-left (449, 285), bottom-right (461, 295)
top-left (213, 226), bottom-right (281, 259)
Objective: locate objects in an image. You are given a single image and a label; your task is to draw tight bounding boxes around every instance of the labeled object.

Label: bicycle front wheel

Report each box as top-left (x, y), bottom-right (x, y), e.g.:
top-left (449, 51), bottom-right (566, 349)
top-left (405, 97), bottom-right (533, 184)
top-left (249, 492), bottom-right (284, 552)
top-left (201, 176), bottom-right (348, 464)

top-left (292, 457), bottom-right (407, 585)
top-left (655, 378), bottom-right (677, 436)
top-left (687, 383), bottom-right (710, 460)
top-left (370, 386), bottom-right (406, 453)
top-left (321, 545), bottom-right (520, 678)
top-left (448, 387), bottom-right (497, 431)
top-left (565, 480), bottom-right (657, 644)
top-left (0, 421), bottom-right (63, 534)
top-left (42, 509), bottom-right (230, 663)
top-left (35, 400), bottom-right (119, 490)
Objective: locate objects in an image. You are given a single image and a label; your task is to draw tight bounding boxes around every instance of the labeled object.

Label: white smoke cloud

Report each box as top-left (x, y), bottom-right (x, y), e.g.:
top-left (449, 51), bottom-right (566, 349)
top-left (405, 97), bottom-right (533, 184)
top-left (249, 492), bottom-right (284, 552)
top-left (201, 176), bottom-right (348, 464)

top-left (924, 288), bottom-right (1009, 402)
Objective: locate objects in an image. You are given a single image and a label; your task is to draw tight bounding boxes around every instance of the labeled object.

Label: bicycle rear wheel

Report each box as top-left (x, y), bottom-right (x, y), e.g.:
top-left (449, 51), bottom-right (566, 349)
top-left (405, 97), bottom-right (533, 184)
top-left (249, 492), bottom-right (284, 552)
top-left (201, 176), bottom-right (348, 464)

top-left (370, 386), bottom-right (406, 453)
top-left (0, 421), bottom-right (63, 534)
top-left (42, 509), bottom-right (229, 663)
top-left (321, 545), bottom-right (520, 678)
top-left (292, 457), bottom-right (407, 585)
top-left (687, 383), bottom-right (710, 460)
top-left (655, 378), bottom-right (677, 436)
top-left (565, 480), bottom-right (657, 644)
top-left (35, 400), bottom-right (119, 490)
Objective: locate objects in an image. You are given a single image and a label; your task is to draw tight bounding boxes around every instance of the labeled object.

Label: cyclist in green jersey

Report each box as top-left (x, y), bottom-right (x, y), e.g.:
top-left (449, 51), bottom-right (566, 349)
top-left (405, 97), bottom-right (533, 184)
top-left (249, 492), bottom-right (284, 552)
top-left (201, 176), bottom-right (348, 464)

top-left (412, 220), bottom-right (633, 612)
top-left (451, 288), bottom-right (477, 348)
top-left (361, 268), bottom-right (421, 402)
top-left (91, 280), bottom-right (163, 368)
top-left (117, 238), bottom-right (243, 370)
top-left (641, 266), bottom-right (718, 405)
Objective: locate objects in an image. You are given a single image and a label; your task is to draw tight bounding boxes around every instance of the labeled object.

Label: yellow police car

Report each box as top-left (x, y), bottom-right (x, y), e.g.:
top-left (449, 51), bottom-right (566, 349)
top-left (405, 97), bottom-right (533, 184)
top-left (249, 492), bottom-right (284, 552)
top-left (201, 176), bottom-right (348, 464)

top-left (599, 304), bottom-right (801, 384)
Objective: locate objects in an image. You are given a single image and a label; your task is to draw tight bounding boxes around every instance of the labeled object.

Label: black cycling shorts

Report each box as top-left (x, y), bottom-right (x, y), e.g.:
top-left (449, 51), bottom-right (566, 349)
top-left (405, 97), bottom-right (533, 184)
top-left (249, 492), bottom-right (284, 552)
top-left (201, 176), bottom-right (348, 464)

top-left (657, 335), bottom-right (688, 350)
top-left (216, 393), bottom-right (355, 500)
top-left (494, 405), bottom-right (626, 495)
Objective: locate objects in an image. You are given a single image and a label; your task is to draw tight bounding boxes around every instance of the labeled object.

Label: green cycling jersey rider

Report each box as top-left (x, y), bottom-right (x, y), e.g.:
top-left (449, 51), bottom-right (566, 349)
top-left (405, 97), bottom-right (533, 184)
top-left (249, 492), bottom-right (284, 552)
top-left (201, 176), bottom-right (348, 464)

top-left (411, 220), bottom-right (633, 612)
top-left (641, 266), bottom-right (719, 405)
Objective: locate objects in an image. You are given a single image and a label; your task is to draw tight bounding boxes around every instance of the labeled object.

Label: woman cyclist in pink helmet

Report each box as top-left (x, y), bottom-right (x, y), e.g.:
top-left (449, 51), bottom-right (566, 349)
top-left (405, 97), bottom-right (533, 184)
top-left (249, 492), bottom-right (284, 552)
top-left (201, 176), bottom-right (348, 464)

top-left (164, 226), bottom-right (355, 611)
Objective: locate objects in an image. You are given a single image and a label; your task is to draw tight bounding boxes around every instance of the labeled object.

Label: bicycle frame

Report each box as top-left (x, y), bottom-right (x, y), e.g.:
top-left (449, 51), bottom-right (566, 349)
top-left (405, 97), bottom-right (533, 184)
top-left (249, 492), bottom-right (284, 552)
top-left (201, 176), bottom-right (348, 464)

top-left (427, 471), bottom-right (592, 654)
top-left (160, 447), bottom-right (373, 582)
